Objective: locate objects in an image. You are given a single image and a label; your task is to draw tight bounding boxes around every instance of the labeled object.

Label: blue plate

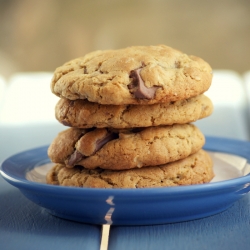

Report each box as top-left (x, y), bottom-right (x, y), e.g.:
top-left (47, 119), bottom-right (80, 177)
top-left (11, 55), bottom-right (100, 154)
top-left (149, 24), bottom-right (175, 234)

top-left (1, 136), bottom-right (250, 225)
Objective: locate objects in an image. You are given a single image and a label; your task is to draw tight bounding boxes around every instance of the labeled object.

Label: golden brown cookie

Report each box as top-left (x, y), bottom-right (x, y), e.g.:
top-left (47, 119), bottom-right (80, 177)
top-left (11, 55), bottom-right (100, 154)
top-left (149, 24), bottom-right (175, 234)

top-left (55, 94), bottom-right (213, 129)
top-left (50, 45), bottom-right (212, 105)
top-left (46, 149), bottom-right (214, 188)
top-left (47, 124), bottom-right (205, 170)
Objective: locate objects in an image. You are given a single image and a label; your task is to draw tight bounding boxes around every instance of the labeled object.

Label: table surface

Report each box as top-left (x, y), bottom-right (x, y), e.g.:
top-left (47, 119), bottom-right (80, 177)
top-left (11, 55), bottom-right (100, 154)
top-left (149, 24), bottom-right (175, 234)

top-left (1, 175), bottom-right (250, 250)
top-left (1, 70), bottom-right (250, 250)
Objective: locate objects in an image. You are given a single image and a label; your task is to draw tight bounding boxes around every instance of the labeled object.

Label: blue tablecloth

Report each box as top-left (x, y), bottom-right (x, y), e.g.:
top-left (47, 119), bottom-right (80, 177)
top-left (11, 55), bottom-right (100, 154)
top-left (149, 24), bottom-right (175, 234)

top-left (1, 174), bottom-right (250, 250)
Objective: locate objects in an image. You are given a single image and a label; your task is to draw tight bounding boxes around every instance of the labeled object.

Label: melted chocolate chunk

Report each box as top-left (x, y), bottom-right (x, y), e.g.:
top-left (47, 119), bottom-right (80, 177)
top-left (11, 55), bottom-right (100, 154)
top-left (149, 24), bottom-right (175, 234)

top-left (95, 132), bottom-right (118, 153)
top-left (73, 129), bottom-right (119, 160)
top-left (67, 150), bottom-right (84, 166)
top-left (128, 68), bottom-right (158, 99)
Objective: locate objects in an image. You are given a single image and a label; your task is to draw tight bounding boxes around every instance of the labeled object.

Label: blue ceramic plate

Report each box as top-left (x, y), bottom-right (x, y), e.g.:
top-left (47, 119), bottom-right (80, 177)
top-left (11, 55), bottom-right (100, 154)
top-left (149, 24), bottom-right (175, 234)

top-left (1, 136), bottom-right (250, 225)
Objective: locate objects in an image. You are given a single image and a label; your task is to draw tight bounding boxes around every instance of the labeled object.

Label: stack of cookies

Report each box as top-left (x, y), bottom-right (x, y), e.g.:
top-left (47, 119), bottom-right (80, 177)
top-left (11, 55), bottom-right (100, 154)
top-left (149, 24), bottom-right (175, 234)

top-left (46, 45), bottom-right (214, 188)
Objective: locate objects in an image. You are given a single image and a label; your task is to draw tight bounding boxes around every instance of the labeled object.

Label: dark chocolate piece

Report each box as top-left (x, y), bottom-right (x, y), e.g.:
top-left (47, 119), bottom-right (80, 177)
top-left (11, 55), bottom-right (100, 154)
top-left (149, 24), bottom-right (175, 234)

top-left (67, 129), bottom-right (118, 167)
top-left (95, 132), bottom-right (118, 153)
top-left (67, 150), bottom-right (84, 166)
top-left (129, 68), bottom-right (158, 99)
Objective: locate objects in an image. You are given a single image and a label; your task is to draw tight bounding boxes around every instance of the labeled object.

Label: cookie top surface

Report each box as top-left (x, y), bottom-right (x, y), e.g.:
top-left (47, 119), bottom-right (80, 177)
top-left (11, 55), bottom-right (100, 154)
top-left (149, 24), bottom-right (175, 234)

top-left (55, 94), bottom-right (213, 129)
top-left (51, 45), bottom-right (212, 105)
top-left (46, 149), bottom-right (214, 188)
top-left (47, 124), bottom-right (205, 170)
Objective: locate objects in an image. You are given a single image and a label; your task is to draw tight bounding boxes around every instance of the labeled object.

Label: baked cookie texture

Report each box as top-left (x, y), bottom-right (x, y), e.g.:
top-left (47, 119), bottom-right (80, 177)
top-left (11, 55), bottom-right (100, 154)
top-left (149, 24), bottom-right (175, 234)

top-left (55, 94), bottom-right (213, 129)
top-left (46, 44), bottom-right (215, 188)
top-left (50, 45), bottom-right (212, 105)
top-left (46, 149), bottom-right (214, 188)
top-left (47, 124), bottom-right (205, 170)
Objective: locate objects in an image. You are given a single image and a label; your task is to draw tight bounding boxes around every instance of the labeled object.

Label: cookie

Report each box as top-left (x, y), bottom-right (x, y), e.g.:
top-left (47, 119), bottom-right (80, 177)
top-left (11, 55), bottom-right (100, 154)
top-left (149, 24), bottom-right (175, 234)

top-left (46, 149), bottom-right (214, 188)
top-left (50, 45), bottom-right (212, 105)
top-left (47, 124), bottom-right (205, 170)
top-left (55, 94), bottom-right (213, 129)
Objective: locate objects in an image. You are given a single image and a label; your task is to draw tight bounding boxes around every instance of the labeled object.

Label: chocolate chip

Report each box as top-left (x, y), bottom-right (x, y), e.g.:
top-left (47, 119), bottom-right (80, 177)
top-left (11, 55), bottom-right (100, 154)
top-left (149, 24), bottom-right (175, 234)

top-left (75, 129), bottom-right (119, 157)
top-left (128, 68), bottom-right (158, 99)
top-left (67, 150), bottom-right (84, 167)
top-left (95, 132), bottom-right (118, 153)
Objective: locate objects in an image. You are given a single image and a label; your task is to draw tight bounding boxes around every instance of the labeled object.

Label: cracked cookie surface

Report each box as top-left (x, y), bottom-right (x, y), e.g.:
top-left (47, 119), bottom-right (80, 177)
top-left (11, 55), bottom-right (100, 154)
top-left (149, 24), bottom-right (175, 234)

top-left (55, 94), bottom-right (213, 129)
top-left (47, 124), bottom-right (205, 170)
top-left (50, 45), bottom-right (212, 105)
top-left (46, 149), bottom-right (214, 188)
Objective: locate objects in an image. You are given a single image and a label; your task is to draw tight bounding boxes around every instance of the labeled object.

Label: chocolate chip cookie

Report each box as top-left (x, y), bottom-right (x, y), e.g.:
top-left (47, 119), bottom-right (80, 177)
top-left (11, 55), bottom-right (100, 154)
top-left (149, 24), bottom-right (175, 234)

top-left (55, 94), bottom-right (213, 129)
top-left (47, 124), bottom-right (205, 170)
top-left (46, 149), bottom-right (214, 188)
top-left (50, 45), bottom-right (212, 105)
